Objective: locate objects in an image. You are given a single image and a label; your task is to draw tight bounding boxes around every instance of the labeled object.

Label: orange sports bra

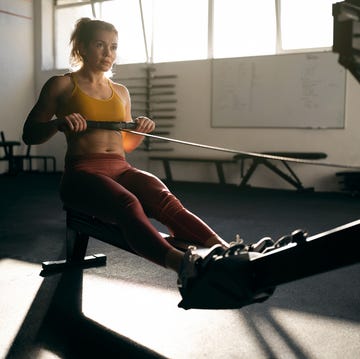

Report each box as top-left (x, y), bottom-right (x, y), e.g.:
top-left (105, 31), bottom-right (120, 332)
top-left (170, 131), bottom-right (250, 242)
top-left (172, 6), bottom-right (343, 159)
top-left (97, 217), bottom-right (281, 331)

top-left (60, 73), bottom-right (126, 122)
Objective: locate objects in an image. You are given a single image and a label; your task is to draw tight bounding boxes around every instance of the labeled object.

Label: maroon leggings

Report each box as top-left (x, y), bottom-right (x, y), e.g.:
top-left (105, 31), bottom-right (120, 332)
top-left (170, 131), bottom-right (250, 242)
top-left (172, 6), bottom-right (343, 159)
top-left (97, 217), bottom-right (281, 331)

top-left (60, 153), bottom-right (217, 267)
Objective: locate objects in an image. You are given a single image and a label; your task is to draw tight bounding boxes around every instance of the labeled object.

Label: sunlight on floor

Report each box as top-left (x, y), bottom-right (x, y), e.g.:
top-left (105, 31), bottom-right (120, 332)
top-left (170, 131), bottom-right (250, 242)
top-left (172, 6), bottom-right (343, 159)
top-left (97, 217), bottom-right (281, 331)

top-left (82, 273), bottom-right (360, 359)
top-left (0, 258), bottom-right (43, 358)
top-left (82, 273), bottom-right (267, 359)
top-left (269, 308), bottom-right (360, 359)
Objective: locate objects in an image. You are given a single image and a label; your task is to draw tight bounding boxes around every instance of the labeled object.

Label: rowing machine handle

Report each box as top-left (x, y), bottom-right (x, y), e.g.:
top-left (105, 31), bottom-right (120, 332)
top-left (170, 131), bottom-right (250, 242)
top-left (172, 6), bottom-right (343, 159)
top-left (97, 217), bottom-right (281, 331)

top-left (86, 121), bottom-right (138, 130)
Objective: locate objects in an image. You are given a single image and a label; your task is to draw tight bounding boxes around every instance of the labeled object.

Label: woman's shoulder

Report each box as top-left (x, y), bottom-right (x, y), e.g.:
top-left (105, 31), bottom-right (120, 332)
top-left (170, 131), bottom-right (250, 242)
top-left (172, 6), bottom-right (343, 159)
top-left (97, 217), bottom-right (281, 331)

top-left (110, 79), bottom-right (129, 93)
top-left (45, 73), bottom-right (73, 88)
top-left (44, 73), bottom-right (73, 89)
top-left (41, 73), bottom-right (74, 97)
top-left (110, 79), bottom-right (130, 99)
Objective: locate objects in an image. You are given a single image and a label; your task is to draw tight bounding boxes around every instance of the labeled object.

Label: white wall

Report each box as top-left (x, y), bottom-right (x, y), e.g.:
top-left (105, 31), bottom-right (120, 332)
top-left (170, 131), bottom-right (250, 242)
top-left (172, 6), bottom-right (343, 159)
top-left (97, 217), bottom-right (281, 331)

top-left (0, 0), bottom-right (34, 172)
top-left (128, 61), bottom-right (360, 192)
top-left (31, 3), bottom-right (360, 192)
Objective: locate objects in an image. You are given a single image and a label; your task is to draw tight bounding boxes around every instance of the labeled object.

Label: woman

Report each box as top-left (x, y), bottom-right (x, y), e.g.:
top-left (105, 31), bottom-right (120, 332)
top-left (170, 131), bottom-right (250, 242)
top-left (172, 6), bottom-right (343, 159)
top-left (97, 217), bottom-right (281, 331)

top-left (23, 18), bottom-right (229, 281)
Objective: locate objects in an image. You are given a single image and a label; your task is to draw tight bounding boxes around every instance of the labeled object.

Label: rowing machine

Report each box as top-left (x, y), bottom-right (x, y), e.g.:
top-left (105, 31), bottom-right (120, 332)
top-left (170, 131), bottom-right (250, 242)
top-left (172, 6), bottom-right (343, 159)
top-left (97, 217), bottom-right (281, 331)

top-left (178, 220), bottom-right (360, 309)
top-left (41, 208), bottom-right (360, 310)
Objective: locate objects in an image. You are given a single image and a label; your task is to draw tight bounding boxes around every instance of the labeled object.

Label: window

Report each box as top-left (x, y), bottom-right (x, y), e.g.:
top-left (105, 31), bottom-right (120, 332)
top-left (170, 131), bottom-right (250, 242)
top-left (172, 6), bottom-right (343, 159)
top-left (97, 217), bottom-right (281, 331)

top-left (55, 4), bottom-right (94, 69)
top-left (213, 0), bottom-right (277, 58)
top-left (280, 0), bottom-right (336, 51)
top-left (151, 0), bottom-right (208, 63)
top-left (53, 0), bottom-right (338, 68)
top-left (54, 0), bottom-right (208, 67)
top-left (98, 0), bottom-right (148, 64)
top-left (54, 0), bottom-right (146, 68)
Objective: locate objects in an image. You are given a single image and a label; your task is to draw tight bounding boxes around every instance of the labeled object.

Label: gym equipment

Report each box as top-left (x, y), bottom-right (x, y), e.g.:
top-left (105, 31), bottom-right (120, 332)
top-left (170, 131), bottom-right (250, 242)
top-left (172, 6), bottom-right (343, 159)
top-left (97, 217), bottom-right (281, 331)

top-left (41, 207), bottom-right (360, 310)
top-left (177, 221), bottom-right (360, 309)
top-left (41, 207), bottom-right (180, 274)
top-left (81, 119), bottom-right (360, 170)
top-left (86, 121), bottom-right (137, 131)
top-left (333, 0), bottom-right (360, 83)
top-left (124, 128), bottom-right (360, 170)
top-left (41, 120), bottom-right (360, 309)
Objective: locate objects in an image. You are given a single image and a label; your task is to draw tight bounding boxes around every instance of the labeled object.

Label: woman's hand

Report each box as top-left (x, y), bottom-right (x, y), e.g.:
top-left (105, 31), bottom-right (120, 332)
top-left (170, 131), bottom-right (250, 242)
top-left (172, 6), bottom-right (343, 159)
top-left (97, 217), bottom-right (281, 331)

top-left (57, 113), bottom-right (88, 133)
top-left (134, 116), bottom-right (155, 133)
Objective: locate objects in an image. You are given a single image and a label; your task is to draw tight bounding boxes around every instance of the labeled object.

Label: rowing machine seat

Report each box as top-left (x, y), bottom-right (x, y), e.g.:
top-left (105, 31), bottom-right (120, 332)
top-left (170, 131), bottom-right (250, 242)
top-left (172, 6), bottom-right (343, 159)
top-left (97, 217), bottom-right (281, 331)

top-left (41, 208), bottom-right (171, 273)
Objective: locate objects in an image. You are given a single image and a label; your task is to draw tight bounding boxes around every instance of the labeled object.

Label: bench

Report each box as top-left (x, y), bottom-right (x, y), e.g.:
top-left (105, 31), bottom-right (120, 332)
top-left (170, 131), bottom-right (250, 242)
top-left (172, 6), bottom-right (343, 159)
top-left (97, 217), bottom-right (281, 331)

top-left (150, 152), bottom-right (327, 191)
top-left (336, 171), bottom-right (360, 195)
top-left (234, 152), bottom-right (327, 191)
top-left (149, 156), bottom-right (237, 184)
top-left (1, 131), bottom-right (56, 174)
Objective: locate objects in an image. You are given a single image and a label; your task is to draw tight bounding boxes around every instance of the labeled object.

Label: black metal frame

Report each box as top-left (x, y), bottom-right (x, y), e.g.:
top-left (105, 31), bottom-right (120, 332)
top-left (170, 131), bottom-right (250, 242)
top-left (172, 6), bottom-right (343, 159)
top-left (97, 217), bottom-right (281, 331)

top-left (251, 219), bottom-right (360, 291)
top-left (333, 0), bottom-right (360, 83)
top-left (178, 220), bottom-right (360, 310)
top-left (1, 131), bottom-right (56, 174)
top-left (42, 207), bottom-right (360, 310)
top-left (235, 152), bottom-right (327, 191)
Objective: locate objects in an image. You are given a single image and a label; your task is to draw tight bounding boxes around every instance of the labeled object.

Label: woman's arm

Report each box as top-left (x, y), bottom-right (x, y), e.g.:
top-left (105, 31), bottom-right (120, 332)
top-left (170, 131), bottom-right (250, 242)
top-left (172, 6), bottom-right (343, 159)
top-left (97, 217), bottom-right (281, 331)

top-left (23, 76), bottom-right (64, 145)
top-left (23, 75), bottom-right (87, 145)
top-left (117, 84), bottom-right (155, 153)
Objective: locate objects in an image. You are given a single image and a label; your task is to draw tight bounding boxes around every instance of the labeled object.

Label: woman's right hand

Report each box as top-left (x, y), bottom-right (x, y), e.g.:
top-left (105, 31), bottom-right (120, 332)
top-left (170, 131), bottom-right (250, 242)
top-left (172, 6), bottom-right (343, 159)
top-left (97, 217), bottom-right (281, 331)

top-left (57, 113), bottom-right (88, 133)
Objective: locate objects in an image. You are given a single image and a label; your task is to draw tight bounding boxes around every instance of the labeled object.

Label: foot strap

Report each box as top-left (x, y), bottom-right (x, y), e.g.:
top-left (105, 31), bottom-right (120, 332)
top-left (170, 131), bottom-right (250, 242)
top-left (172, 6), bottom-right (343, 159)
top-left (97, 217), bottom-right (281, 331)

top-left (178, 243), bottom-right (275, 310)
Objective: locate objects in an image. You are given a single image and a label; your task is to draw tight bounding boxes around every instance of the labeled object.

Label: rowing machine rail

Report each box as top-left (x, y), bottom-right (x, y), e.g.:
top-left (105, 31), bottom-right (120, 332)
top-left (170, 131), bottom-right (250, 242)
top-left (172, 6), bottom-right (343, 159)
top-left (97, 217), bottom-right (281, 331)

top-left (178, 220), bottom-right (360, 310)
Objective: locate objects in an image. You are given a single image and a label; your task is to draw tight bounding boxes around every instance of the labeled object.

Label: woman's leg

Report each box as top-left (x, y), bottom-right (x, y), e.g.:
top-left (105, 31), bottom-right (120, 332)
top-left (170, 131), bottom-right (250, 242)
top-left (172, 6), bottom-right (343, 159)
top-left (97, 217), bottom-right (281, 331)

top-left (117, 167), bottom-right (229, 248)
top-left (60, 169), bottom-right (184, 269)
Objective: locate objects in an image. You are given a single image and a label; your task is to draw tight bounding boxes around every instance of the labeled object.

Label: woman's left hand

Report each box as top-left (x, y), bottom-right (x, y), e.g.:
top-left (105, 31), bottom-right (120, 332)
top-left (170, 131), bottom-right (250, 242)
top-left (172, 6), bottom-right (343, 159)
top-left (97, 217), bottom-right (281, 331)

top-left (135, 116), bottom-right (155, 133)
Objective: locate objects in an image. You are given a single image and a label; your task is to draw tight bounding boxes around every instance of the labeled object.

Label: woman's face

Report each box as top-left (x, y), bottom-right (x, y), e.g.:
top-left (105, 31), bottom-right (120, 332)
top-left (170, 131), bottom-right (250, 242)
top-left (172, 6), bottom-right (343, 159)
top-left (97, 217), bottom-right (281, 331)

top-left (83, 29), bottom-right (118, 72)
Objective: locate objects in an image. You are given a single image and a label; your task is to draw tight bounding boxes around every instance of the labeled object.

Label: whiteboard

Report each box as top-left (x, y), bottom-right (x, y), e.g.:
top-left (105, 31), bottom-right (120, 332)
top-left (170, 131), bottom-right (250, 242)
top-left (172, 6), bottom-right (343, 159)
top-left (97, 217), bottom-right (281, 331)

top-left (211, 52), bottom-right (346, 128)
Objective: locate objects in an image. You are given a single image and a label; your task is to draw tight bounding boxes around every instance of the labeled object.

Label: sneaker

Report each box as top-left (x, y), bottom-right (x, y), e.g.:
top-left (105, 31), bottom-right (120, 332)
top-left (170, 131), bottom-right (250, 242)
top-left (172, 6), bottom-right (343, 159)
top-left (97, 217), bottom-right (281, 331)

top-left (177, 244), bottom-right (225, 293)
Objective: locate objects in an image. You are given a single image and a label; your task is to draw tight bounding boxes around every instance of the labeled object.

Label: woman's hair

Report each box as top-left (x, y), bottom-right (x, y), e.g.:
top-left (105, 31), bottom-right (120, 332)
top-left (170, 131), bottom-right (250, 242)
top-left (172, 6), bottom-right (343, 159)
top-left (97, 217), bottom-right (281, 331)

top-left (69, 17), bottom-right (118, 69)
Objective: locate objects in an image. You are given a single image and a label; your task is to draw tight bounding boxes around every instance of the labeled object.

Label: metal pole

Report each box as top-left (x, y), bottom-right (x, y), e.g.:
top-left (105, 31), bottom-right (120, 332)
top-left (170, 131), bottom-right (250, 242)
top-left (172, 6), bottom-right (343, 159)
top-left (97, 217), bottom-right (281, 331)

top-left (139, 0), bottom-right (150, 63)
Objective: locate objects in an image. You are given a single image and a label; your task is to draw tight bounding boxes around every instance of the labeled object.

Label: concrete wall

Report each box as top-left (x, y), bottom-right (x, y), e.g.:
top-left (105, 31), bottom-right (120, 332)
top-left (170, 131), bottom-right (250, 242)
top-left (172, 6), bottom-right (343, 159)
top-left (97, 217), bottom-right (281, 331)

top-left (0, 0), bottom-right (34, 172)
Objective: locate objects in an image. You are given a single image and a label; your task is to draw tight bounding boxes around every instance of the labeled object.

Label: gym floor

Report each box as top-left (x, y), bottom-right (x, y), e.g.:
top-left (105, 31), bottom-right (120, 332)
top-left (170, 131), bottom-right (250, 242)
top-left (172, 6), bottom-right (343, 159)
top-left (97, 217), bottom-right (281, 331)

top-left (1, 173), bottom-right (359, 359)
